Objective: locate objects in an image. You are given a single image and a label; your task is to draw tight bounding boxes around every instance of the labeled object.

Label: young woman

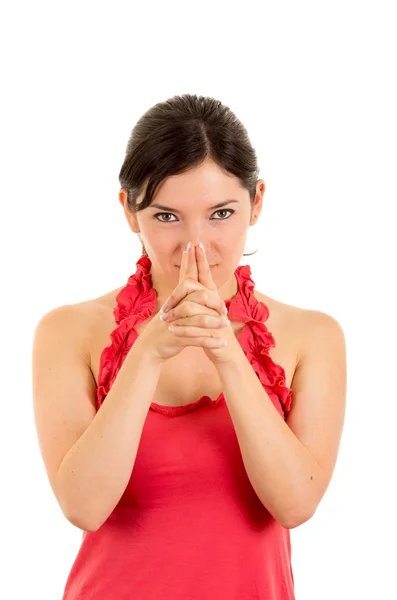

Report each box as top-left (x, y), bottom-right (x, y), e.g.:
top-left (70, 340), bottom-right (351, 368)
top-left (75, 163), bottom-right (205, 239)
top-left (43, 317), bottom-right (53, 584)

top-left (32, 94), bottom-right (346, 599)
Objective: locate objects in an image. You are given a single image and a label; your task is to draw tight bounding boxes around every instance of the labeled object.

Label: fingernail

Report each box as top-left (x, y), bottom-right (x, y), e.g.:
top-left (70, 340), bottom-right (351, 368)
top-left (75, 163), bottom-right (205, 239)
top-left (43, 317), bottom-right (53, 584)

top-left (187, 242), bottom-right (192, 251)
top-left (161, 302), bottom-right (169, 312)
top-left (199, 242), bottom-right (205, 253)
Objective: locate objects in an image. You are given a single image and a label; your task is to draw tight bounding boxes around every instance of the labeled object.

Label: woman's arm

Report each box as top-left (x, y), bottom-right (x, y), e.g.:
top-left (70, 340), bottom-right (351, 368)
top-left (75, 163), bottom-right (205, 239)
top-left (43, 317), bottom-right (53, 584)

top-left (55, 337), bottom-right (163, 531)
top-left (215, 310), bottom-right (347, 529)
top-left (33, 304), bottom-right (164, 533)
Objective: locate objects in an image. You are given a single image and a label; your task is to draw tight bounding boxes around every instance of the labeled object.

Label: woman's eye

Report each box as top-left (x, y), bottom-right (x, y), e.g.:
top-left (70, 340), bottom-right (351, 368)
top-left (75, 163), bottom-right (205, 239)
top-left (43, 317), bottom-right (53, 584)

top-left (154, 209), bottom-right (235, 223)
top-left (213, 209), bottom-right (234, 219)
top-left (154, 213), bottom-right (176, 222)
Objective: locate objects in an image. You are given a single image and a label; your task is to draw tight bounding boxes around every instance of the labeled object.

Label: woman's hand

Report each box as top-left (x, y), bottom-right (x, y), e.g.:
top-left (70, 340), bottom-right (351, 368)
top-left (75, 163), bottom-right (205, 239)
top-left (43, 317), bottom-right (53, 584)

top-left (158, 242), bottom-right (237, 365)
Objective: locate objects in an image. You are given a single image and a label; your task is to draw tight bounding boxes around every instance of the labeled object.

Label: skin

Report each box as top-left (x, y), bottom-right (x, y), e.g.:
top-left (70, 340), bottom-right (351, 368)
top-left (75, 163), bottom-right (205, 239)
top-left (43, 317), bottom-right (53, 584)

top-left (116, 159), bottom-right (347, 529)
top-left (159, 241), bottom-right (242, 365)
top-left (118, 157), bottom-right (265, 312)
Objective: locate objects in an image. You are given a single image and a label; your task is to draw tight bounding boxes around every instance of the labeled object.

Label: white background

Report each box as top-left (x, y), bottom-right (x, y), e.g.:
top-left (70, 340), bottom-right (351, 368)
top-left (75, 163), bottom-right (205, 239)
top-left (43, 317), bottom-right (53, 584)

top-left (1, 1), bottom-right (396, 598)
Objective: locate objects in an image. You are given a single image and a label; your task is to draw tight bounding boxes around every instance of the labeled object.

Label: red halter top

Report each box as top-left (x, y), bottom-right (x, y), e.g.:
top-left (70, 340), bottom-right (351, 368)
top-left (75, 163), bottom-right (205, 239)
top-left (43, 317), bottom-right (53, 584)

top-left (62, 254), bottom-right (295, 599)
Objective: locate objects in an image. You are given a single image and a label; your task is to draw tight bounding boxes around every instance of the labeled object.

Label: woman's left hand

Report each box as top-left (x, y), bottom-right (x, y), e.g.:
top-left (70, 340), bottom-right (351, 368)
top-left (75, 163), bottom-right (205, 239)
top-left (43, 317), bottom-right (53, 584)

top-left (159, 243), bottom-right (238, 365)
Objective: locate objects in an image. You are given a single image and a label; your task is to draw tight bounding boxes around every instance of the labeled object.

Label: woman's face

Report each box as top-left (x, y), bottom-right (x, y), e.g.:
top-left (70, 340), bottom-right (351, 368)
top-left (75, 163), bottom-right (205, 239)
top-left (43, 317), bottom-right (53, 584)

top-left (120, 158), bottom-right (265, 302)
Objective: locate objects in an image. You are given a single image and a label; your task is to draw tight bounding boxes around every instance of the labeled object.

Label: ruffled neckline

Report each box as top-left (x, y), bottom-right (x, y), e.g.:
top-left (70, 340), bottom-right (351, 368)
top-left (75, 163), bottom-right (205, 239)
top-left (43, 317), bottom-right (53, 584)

top-left (96, 255), bottom-right (293, 418)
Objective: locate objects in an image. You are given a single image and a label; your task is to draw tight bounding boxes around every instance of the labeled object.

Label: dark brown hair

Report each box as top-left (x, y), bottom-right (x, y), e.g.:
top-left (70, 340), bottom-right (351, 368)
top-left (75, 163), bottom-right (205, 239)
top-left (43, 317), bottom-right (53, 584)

top-left (119, 93), bottom-right (260, 256)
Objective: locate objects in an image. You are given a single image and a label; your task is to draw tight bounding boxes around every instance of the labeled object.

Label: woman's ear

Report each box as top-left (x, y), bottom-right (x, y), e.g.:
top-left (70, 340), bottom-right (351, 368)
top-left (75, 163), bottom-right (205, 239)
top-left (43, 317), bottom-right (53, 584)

top-left (119, 189), bottom-right (140, 234)
top-left (119, 188), bottom-right (128, 208)
top-left (249, 180), bottom-right (265, 225)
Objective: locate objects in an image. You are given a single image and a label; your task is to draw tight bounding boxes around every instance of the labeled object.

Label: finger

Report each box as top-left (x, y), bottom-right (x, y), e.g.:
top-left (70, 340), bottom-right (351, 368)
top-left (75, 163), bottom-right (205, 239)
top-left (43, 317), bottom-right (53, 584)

top-left (195, 243), bottom-right (216, 290)
top-left (169, 332), bottom-right (227, 348)
top-left (167, 312), bottom-right (230, 329)
top-left (179, 249), bottom-right (188, 285)
top-left (165, 295), bottom-right (226, 322)
top-left (168, 323), bottom-right (226, 340)
top-left (165, 247), bottom-right (189, 312)
top-left (165, 244), bottom-right (201, 312)
top-left (186, 242), bottom-right (198, 281)
top-left (194, 245), bottom-right (226, 315)
top-left (164, 281), bottom-right (204, 314)
top-left (161, 301), bottom-right (221, 322)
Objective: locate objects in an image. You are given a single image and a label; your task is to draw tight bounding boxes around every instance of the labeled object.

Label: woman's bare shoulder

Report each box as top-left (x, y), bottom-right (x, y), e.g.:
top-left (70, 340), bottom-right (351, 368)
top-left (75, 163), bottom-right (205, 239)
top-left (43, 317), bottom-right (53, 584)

top-left (254, 290), bottom-right (342, 369)
top-left (54, 289), bottom-right (122, 379)
top-left (253, 289), bottom-right (311, 357)
top-left (254, 289), bottom-right (307, 322)
top-left (47, 287), bottom-right (123, 350)
top-left (65, 284), bottom-right (126, 333)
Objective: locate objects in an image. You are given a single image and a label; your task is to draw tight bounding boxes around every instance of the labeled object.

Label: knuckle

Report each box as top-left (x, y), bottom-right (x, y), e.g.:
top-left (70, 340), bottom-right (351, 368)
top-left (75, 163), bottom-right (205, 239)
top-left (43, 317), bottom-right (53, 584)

top-left (186, 302), bottom-right (195, 316)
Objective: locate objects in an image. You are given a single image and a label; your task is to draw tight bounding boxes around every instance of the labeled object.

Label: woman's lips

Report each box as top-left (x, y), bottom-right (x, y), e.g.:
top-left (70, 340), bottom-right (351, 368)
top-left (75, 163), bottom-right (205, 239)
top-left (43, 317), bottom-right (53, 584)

top-left (175, 264), bottom-right (217, 268)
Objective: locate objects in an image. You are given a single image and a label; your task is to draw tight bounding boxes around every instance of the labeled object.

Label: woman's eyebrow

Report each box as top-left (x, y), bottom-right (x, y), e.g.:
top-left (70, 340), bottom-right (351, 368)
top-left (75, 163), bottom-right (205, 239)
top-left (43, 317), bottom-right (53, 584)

top-left (149, 199), bottom-right (240, 214)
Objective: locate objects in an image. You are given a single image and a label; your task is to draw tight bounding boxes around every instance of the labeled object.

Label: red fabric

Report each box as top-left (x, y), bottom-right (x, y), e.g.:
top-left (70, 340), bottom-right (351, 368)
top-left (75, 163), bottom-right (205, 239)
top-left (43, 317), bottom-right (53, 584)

top-left (62, 255), bottom-right (295, 599)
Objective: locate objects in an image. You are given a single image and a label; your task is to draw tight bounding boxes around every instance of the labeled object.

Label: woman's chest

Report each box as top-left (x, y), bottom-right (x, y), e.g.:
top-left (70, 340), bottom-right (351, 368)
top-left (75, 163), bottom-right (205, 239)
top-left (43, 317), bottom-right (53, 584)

top-left (86, 292), bottom-right (299, 408)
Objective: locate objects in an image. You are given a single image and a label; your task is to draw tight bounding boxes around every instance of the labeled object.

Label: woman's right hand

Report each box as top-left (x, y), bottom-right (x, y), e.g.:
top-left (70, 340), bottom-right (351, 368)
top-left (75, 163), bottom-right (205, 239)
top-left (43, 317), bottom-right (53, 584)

top-left (137, 244), bottom-right (229, 363)
top-left (139, 304), bottom-right (228, 363)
